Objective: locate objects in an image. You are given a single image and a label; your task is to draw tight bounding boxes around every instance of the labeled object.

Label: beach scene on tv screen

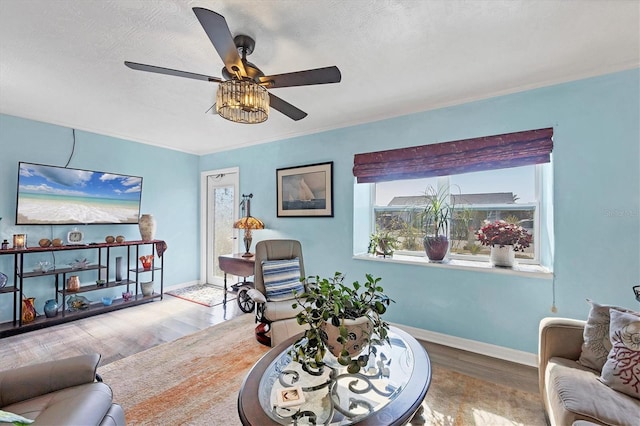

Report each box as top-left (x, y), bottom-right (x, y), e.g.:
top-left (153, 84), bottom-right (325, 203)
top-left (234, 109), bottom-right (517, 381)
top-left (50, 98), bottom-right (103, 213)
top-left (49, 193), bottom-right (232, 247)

top-left (17, 163), bottom-right (142, 225)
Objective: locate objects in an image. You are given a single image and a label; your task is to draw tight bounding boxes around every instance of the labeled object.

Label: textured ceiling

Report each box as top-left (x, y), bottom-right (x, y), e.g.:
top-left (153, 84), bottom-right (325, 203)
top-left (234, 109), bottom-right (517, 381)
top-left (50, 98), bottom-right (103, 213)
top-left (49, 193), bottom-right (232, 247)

top-left (0, 0), bottom-right (638, 155)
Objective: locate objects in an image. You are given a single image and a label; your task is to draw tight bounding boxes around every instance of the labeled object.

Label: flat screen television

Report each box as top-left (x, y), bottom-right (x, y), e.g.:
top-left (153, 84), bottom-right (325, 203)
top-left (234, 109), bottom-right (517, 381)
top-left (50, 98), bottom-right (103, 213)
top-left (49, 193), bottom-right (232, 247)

top-left (16, 162), bottom-right (143, 225)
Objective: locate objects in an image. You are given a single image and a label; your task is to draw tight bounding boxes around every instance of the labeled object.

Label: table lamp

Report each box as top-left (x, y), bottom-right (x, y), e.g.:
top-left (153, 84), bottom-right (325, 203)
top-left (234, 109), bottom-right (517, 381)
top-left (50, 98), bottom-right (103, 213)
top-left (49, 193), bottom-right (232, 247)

top-left (233, 194), bottom-right (264, 257)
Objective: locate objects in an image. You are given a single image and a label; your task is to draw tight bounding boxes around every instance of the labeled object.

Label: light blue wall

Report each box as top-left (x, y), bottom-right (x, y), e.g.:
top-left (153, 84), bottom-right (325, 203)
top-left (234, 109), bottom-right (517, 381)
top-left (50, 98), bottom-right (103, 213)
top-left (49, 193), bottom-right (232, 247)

top-left (0, 115), bottom-right (200, 321)
top-left (200, 68), bottom-right (640, 354)
top-left (1, 69), bottom-right (637, 354)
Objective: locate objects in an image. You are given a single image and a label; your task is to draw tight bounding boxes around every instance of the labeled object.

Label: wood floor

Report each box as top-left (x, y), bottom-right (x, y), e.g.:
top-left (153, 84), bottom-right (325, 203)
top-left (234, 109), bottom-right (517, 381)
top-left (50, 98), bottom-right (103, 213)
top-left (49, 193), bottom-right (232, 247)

top-left (0, 290), bottom-right (540, 395)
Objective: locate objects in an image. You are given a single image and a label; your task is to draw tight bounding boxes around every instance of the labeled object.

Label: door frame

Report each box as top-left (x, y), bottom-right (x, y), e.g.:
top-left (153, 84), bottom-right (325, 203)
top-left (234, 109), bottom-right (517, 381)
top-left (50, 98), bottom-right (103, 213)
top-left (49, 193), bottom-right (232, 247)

top-left (199, 166), bottom-right (239, 285)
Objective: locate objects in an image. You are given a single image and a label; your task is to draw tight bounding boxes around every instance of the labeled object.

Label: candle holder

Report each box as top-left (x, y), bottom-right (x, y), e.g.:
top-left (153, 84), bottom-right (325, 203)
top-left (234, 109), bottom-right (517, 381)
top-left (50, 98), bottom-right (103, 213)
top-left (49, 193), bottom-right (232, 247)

top-left (13, 234), bottom-right (26, 249)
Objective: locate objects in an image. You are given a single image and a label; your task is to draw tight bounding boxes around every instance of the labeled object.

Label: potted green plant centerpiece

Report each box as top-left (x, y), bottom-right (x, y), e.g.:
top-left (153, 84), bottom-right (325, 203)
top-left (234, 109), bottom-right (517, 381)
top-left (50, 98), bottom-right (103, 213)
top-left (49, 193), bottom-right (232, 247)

top-left (420, 185), bottom-right (453, 261)
top-left (291, 272), bottom-right (393, 374)
top-left (476, 220), bottom-right (532, 267)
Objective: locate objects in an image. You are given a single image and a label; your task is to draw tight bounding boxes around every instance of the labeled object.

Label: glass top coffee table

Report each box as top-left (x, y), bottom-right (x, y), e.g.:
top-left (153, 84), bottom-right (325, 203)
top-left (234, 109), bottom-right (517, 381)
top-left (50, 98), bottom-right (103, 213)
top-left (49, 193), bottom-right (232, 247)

top-left (238, 327), bottom-right (431, 425)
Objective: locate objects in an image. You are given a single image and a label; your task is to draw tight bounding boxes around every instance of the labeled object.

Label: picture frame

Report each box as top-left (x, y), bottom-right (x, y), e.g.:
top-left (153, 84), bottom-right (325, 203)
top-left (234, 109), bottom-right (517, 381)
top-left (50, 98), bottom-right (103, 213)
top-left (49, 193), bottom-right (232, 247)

top-left (276, 161), bottom-right (333, 217)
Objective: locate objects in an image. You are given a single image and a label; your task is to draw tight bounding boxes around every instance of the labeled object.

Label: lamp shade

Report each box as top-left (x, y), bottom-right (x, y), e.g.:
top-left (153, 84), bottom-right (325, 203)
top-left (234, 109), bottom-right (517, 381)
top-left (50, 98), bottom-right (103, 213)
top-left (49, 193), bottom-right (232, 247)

top-left (216, 80), bottom-right (269, 124)
top-left (233, 216), bottom-right (265, 230)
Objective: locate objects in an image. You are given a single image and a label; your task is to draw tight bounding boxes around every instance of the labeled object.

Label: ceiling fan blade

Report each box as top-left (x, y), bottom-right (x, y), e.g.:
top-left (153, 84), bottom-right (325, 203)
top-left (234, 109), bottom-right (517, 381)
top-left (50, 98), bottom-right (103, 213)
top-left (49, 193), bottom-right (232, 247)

top-left (269, 93), bottom-right (307, 121)
top-left (125, 61), bottom-right (222, 83)
top-left (192, 8), bottom-right (246, 78)
top-left (260, 66), bottom-right (341, 88)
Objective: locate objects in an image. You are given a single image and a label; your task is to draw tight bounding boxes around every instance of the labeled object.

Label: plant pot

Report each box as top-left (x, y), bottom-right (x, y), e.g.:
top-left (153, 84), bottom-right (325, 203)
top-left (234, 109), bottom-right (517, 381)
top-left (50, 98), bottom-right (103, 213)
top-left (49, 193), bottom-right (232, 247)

top-left (423, 235), bottom-right (449, 261)
top-left (490, 245), bottom-right (515, 267)
top-left (375, 238), bottom-right (395, 257)
top-left (319, 316), bottom-right (373, 357)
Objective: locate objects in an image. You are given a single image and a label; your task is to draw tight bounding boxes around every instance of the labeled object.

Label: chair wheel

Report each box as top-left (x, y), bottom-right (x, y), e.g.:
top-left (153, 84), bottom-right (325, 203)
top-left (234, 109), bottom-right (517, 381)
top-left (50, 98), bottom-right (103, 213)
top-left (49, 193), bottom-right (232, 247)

top-left (237, 289), bottom-right (255, 313)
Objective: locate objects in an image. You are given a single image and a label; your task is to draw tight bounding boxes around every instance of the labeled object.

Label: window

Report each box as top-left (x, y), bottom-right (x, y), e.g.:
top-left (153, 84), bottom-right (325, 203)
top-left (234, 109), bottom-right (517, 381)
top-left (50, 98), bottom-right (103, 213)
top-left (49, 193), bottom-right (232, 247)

top-left (353, 128), bottom-right (554, 270)
top-left (372, 164), bottom-right (541, 263)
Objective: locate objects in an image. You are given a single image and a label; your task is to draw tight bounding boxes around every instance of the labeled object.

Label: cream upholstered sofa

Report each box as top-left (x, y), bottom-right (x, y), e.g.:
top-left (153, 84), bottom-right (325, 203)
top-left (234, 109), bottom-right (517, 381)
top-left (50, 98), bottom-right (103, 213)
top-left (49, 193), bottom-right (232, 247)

top-left (538, 317), bottom-right (640, 426)
top-left (0, 353), bottom-right (125, 425)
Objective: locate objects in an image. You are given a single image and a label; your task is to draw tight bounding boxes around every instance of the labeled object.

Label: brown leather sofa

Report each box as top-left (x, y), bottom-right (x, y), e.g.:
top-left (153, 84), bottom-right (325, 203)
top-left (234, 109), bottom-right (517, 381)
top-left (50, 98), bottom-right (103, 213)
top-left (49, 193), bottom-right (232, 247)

top-left (0, 353), bottom-right (125, 425)
top-left (538, 318), bottom-right (640, 426)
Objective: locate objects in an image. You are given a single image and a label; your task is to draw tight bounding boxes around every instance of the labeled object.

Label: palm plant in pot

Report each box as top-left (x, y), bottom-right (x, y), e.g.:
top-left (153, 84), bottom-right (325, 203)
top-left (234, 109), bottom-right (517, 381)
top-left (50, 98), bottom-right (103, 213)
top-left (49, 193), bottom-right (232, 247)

top-left (291, 272), bottom-right (393, 374)
top-left (420, 185), bottom-right (453, 261)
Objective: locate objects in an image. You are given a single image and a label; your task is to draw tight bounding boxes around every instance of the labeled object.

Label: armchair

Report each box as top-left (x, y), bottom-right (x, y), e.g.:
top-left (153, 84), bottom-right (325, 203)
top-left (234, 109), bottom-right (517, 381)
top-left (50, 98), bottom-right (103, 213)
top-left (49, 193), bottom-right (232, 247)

top-left (248, 239), bottom-right (308, 347)
top-left (0, 353), bottom-right (125, 425)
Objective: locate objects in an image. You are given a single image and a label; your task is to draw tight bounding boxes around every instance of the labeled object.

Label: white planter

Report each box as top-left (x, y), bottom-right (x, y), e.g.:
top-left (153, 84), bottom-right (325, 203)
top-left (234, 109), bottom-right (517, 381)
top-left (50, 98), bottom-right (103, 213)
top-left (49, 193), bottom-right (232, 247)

top-left (138, 214), bottom-right (157, 241)
top-left (319, 316), bottom-right (373, 357)
top-left (490, 245), bottom-right (515, 267)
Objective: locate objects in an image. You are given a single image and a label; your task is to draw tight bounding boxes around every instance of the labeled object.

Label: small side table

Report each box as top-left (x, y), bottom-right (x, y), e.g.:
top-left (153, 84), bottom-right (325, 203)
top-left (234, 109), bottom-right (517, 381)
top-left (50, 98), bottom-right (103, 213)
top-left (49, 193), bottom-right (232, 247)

top-left (218, 253), bottom-right (255, 313)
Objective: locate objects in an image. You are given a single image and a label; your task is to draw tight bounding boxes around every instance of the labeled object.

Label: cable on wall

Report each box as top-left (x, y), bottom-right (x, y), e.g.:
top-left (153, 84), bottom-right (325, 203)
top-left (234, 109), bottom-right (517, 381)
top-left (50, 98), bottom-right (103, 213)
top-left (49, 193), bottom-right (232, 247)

top-left (551, 276), bottom-right (557, 313)
top-left (64, 128), bottom-right (77, 168)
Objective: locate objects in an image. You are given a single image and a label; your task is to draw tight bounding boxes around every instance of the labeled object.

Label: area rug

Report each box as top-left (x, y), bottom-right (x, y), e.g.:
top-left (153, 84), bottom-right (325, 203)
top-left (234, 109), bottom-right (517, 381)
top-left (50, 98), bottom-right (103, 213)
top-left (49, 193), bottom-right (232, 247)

top-left (98, 315), bottom-right (546, 425)
top-left (165, 284), bottom-right (234, 307)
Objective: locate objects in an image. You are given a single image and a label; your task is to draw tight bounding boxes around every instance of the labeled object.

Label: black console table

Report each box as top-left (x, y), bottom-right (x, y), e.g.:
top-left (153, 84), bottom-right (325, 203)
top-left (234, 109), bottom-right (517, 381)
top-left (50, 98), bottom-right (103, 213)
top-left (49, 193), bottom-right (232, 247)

top-left (0, 239), bottom-right (165, 338)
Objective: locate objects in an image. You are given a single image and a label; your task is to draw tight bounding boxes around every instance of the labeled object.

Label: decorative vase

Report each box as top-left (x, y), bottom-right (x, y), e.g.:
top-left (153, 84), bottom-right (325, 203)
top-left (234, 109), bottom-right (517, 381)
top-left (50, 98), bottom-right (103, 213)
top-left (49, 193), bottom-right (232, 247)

top-left (140, 281), bottom-right (154, 297)
top-left (22, 297), bottom-right (36, 323)
top-left (139, 255), bottom-right (153, 270)
top-left (44, 299), bottom-right (59, 318)
top-left (0, 272), bottom-right (7, 288)
top-left (490, 245), bottom-right (515, 267)
top-left (67, 275), bottom-right (80, 292)
top-left (115, 256), bottom-right (123, 282)
top-left (139, 214), bottom-right (157, 241)
top-left (319, 316), bottom-right (373, 357)
top-left (423, 235), bottom-right (449, 262)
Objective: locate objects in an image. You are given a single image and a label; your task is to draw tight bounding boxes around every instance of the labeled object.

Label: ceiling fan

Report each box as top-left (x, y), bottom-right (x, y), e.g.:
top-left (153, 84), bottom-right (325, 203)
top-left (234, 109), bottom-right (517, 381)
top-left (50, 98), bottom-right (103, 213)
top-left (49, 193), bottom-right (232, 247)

top-left (125, 7), bottom-right (341, 123)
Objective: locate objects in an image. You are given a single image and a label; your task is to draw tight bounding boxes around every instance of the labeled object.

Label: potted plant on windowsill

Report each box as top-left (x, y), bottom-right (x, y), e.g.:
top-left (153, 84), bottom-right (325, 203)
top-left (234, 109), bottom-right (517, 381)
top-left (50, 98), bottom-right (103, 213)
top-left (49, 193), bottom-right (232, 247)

top-left (368, 230), bottom-right (399, 258)
top-left (476, 220), bottom-right (532, 267)
top-left (291, 272), bottom-right (393, 374)
top-left (420, 185), bottom-right (453, 262)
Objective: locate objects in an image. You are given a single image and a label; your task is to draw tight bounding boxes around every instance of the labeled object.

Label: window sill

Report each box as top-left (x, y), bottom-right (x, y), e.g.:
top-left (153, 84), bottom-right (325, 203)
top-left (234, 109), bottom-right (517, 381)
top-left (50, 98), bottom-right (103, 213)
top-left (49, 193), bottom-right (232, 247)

top-left (352, 253), bottom-right (553, 279)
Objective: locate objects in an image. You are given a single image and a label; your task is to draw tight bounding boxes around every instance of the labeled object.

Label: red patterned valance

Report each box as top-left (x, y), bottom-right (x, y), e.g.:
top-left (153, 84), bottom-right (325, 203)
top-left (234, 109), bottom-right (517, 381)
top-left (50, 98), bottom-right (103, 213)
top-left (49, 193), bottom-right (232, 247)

top-left (353, 128), bottom-right (553, 183)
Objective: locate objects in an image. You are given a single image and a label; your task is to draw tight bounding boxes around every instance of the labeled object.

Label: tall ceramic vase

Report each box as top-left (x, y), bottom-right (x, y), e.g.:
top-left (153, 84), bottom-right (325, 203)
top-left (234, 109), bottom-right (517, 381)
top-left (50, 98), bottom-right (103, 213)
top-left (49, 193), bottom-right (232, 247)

top-left (139, 214), bottom-right (157, 241)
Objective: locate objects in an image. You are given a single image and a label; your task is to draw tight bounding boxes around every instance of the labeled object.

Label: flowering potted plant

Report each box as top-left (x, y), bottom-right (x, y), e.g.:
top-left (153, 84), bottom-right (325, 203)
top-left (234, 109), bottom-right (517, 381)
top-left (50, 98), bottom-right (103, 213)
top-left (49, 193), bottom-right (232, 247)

top-left (476, 220), bottom-right (532, 266)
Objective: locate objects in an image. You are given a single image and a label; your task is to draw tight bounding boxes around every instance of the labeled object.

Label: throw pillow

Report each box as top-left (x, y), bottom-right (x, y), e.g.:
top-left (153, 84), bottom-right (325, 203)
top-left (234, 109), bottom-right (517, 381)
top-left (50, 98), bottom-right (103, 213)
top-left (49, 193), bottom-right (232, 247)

top-left (0, 410), bottom-right (34, 424)
top-left (578, 299), bottom-right (635, 371)
top-left (262, 257), bottom-right (303, 301)
top-left (599, 309), bottom-right (640, 400)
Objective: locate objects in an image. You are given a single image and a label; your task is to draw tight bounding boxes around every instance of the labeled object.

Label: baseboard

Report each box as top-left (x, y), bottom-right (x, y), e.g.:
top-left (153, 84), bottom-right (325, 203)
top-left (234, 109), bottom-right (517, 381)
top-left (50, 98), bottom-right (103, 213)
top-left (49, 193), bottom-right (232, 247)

top-left (392, 322), bottom-right (537, 367)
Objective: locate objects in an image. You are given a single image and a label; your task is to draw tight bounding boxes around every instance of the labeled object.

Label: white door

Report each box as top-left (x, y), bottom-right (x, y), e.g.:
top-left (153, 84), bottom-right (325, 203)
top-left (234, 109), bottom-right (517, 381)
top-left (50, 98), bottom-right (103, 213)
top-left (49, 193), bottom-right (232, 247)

top-left (201, 168), bottom-right (239, 285)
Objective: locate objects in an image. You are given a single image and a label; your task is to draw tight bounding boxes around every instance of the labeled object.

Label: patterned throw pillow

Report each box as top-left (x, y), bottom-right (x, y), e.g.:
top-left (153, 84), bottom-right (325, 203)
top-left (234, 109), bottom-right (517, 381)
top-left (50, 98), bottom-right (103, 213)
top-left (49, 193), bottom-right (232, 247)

top-left (262, 258), bottom-right (303, 301)
top-left (578, 299), bottom-right (635, 371)
top-left (599, 309), bottom-right (640, 400)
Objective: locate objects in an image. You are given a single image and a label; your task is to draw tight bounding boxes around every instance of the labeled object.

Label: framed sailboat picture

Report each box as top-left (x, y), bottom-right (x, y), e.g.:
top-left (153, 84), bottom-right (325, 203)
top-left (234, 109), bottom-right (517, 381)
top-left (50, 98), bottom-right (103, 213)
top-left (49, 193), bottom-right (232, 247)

top-left (276, 162), bottom-right (333, 217)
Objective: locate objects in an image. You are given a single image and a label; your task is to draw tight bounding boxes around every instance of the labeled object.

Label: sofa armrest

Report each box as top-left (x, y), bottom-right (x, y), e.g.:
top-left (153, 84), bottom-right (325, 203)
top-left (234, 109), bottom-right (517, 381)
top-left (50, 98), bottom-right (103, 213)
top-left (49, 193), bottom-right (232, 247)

top-left (0, 353), bottom-right (101, 407)
top-left (538, 317), bottom-right (585, 399)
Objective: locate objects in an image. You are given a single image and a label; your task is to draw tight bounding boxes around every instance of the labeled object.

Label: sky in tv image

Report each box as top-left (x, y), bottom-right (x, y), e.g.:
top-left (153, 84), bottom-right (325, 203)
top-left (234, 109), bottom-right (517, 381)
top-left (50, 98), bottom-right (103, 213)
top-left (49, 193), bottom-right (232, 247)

top-left (16, 163), bottom-right (143, 225)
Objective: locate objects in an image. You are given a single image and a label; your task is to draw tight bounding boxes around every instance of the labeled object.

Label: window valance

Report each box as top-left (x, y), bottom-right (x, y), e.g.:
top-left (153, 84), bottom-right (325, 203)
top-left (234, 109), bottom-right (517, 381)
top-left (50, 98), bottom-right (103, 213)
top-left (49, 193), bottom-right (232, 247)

top-left (352, 128), bottom-right (553, 183)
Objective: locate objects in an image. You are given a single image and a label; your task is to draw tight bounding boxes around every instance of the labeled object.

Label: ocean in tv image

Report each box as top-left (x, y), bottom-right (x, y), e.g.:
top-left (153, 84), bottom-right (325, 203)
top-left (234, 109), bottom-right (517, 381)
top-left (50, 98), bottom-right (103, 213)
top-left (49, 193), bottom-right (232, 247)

top-left (16, 163), bottom-right (143, 225)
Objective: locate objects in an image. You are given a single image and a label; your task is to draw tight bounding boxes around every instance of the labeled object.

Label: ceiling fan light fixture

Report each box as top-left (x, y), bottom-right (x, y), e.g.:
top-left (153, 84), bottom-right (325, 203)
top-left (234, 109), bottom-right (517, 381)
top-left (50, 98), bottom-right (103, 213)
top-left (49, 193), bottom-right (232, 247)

top-left (216, 80), bottom-right (269, 124)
